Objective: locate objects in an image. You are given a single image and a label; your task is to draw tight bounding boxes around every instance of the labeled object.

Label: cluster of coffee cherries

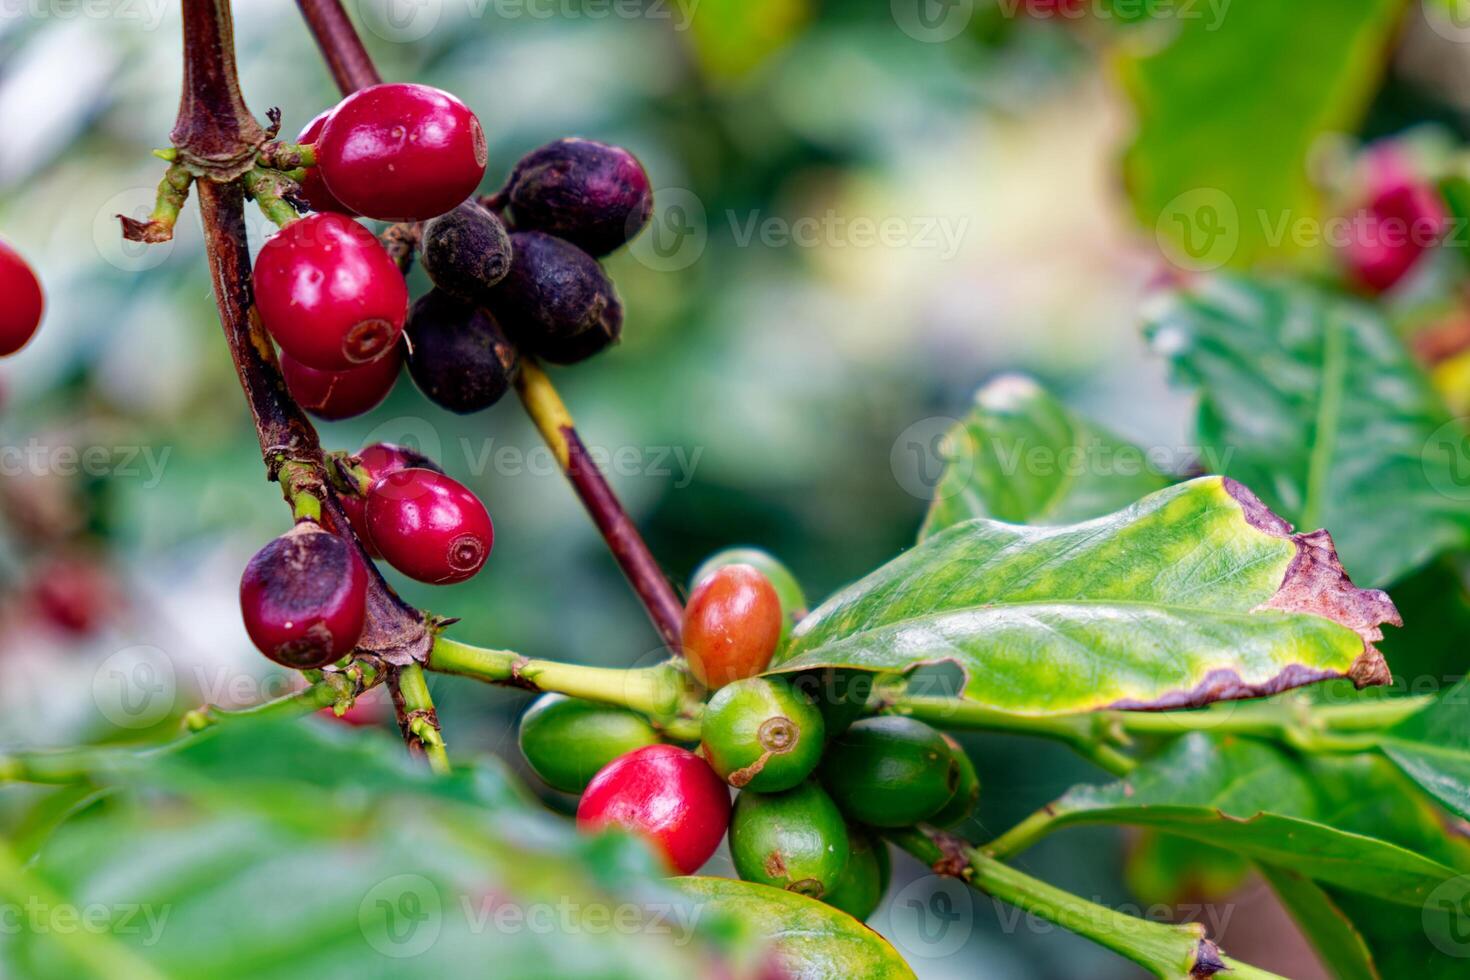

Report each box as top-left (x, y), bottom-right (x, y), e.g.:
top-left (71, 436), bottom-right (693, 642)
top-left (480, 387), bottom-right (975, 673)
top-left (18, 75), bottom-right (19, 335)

top-left (240, 442), bottom-right (491, 668)
top-left (239, 81), bottom-right (652, 668)
top-left (516, 549), bottom-right (979, 921)
top-left (253, 81), bottom-right (651, 422)
top-left (0, 238), bottom-right (44, 358)
top-left (1337, 143), bottom-right (1448, 294)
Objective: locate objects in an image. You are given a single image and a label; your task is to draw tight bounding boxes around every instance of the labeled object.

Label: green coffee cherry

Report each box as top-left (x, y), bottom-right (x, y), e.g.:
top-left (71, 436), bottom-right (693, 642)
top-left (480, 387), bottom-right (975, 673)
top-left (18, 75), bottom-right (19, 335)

top-left (730, 781), bottom-right (849, 899)
top-left (690, 547), bottom-right (807, 645)
top-left (819, 716), bottom-right (960, 828)
top-left (930, 734), bottom-right (980, 828)
top-left (517, 693), bottom-right (660, 793)
top-left (823, 827), bottom-right (891, 921)
top-left (701, 677), bottom-right (825, 792)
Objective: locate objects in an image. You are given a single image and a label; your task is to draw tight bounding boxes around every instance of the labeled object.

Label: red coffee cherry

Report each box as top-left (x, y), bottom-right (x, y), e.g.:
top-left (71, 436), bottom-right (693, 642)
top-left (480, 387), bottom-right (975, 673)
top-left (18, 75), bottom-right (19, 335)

top-left (296, 110), bottom-right (356, 215)
top-left (365, 468), bottom-right (493, 584)
top-left (316, 83), bottom-right (487, 221)
top-left (505, 138), bottom-right (653, 257)
top-left (28, 554), bottom-right (117, 636)
top-left (0, 238), bottom-right (44, 357)
top-left (1342, 148), bottom-right (1446, 294)
top-left (240, 524), bottom-right (367, 669)
top-left (339, 443), bottom-right (442, 558)
top-left (253, 212), bottom-right (408, 371)
top-left (576, 744), bottom-right (731, 875)
top-left (281, 346), bottom-right (401, 421)
top-left (682, 564), bottom-right (783, 689)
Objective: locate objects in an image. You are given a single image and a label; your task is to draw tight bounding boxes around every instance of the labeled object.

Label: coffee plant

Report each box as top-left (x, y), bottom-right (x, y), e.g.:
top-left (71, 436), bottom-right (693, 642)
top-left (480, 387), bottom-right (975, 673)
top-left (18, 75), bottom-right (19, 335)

top-left (4, 1), bottom-right (1470, 978)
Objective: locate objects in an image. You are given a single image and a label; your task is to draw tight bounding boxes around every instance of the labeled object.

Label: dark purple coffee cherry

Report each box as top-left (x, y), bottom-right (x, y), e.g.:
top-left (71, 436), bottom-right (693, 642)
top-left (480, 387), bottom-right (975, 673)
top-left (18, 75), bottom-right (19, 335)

top-left (535, 313), bottom-right (621, 365)
top-left (405, 289), bottom-right (520, 414)
top-left (240, 524), bottom-right (366, 669)
top-left (488, 231), bottom-right (622, 359)
top-left (505, 138), bottom-right (653, 256)
top-left (421, 200), bottom-right (513, 303)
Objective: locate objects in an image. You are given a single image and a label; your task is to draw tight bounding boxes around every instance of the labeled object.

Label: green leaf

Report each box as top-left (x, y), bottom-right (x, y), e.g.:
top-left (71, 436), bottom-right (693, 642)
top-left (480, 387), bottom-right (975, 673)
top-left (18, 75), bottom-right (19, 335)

top-left (1038, 734), bottom-right (1464, 905)
top-left (1119, 0), bottom-right (1405, 267)
top-left (919, 374), bottom-right (1170, 539)
top-left (1124, 832), bottom-right (1250, 907)
top-left (1382, 676), bottom-right (1470, 821)
top-left (1146, 275), bottom-right (1470, 588)
top-left (0, 720), bottom-right (748, 979)
top-left (1260, 751), bottom-right (1470, 978)
top-left (776, 476), bottom-right (1397, 714)
top-left (671, 877), bottom-right (915, 980)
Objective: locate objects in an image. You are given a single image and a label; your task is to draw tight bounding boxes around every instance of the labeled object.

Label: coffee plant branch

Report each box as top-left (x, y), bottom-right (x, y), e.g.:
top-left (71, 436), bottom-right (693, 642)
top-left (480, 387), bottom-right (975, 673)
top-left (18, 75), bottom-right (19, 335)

top-left (295, 0), bottom-right (687, 654)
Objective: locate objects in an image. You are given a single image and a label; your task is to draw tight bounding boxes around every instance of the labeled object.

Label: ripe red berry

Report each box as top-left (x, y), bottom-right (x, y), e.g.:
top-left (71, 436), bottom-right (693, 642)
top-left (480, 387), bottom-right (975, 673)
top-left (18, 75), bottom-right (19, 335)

top-left (28, 554), bottom-right (117, 635)
top-left (1342, 150), bottom-right (1446, 294)
top-left (296, 110), bottom-right (357, 215)
top-left (253, 212), bottom-right (408, 371)
top-left (281, 346), bottom-right (401, 421)
top-left (316, 83), bottom-right (487, 221)
top-left (682, 564), bottom-right (783, 689)
top-left (365, 468), bottom-right (493, 584)
top-left (240, 524), bottom-right (367, 669)
top-left (339, 443), bottom-right (442, 558)
top-left (576, 744), bottom-right (731, 875)
top-left (505, 138), bottom-right (653, 257)
top-left (0, 238), bottom-right (44, 357)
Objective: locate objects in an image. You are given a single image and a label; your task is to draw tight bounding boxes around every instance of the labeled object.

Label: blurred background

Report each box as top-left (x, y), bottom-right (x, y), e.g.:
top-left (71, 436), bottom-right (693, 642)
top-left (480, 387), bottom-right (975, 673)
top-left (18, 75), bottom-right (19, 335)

top-left (4, 0), bottom-right (1470, 975)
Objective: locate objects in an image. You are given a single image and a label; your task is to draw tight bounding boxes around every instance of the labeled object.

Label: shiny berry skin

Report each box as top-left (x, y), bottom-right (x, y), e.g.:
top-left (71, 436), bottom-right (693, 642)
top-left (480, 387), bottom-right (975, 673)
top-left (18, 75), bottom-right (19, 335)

top-left (253, 212), bottom-right (408, 371)
top-left (404, 290), bottom-right (519, 414)
top-left (365, 468), bottom-right (493, 584)
top-left (317, 83), bottom-right (487, 221)
top-left (489, 231), bottom-right (622, 360)
top-left (576, 744), bottom-right (731, 875)
top-left (518, 693), bottom-right (661, 794)
top-left (505, 138), bottom-right (653, 256)
top-left (701, 676), bottom-right (825, 792)
top-left (240, 524), bottom-right (367, 669)
top-left (729, 781), bottom-right (849, 898)
top-left (0, 238), bottom-right (44, 357)
top-left (296, 110), bottom-right (356, 215)
top-left (281, 346), bottom-right (401, 421)
top-left (682, 564), bottom-right (783, 689)
top-left (340, 443), bottom-right (441, 558)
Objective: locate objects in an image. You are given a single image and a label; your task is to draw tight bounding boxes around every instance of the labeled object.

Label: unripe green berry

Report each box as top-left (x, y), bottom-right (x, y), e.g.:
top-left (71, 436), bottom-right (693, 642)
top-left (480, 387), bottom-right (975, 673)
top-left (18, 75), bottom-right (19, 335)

top-left (929, 733), bottom-right (980, 828)
top-left (518, 693), bottom-right (661, 794)
top-left (730, 781), bottom-right (849, 899)
top-left (823, 827), bottom-right (890, 921)
top-left (819, 717), bottom-right (960, 828)
top-left (701, 677), bottom-right (824, 792)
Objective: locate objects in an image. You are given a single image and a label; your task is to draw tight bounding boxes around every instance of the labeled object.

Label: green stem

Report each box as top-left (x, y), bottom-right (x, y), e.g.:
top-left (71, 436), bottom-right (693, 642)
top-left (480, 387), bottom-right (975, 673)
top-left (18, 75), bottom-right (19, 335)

top-left (117, 163), bottom-right (192, 243)
top-left (428, 636), bottom-right (700, 729)
top-left (3, 661), bottom-right (383, 785)
top-left (0, 840), bottom-right (170, 980)
top-left (889, 828), bottom-right (1284, 980)
top-left (392, 663), bottom-right (450, 776)
top-left (277, 459), bottom-right (324, 523)
top-left (242, 167), bottom-right (302, 229)
top-left (889, 692), bottom-right (1429, 771)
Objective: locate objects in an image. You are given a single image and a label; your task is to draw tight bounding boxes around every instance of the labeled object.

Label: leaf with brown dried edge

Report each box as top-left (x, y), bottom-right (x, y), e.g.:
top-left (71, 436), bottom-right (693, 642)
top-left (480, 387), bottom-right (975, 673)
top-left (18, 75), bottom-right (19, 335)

top-left (772, 477), bottom-right (1396, 715)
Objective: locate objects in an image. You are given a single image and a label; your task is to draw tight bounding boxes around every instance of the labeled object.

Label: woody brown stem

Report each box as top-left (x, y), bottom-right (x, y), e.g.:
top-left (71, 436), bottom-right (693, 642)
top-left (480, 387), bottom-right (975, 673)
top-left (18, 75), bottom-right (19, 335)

top-left (293, 0), bottom-right (685, 655)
